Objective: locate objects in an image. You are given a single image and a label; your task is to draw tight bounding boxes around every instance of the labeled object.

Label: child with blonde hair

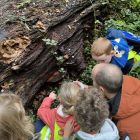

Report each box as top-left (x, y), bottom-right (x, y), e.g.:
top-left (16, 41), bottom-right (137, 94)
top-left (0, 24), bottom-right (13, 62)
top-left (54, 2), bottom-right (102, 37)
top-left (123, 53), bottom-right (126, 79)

top-left (0, 93), bottom-right (34, 140)
top-left (91, 36), bottom-right (140, 74)
top-left (37, 82), bottom-right (81, 140)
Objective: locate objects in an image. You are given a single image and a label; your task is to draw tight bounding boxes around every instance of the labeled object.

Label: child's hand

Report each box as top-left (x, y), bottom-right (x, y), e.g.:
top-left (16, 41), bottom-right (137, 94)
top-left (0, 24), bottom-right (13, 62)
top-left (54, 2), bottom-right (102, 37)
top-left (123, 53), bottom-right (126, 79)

top-left (73, 80), bottom-right (88, 90)
top-left (49, 91), bottom-right (56, 100)
top-left (63, 119), bottom-right (74, 138)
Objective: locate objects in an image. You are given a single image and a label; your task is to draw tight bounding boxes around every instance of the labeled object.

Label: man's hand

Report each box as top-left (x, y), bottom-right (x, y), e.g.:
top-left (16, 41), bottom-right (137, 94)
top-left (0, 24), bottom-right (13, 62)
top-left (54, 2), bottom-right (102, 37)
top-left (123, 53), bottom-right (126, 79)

top-left (49, 91), bottom-right (57, 100)
top-left (63, 119), bottom-right (74, 138)
top-left (73, 80), bottom-right (88, 90)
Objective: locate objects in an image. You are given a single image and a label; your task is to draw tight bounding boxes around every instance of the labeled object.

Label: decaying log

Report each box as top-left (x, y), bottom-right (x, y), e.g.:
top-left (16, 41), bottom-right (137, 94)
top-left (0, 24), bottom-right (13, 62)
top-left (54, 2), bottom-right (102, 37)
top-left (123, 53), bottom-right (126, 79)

top-left (0, 0), bottom-right (103, 107)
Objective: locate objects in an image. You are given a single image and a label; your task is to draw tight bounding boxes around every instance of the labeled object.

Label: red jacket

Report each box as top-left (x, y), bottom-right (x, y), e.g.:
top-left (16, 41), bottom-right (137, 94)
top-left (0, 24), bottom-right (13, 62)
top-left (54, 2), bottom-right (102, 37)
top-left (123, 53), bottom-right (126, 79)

top-left (37, 97), bottom-right (80, 140)
top-left (114, 75), bottom-right (140, 140)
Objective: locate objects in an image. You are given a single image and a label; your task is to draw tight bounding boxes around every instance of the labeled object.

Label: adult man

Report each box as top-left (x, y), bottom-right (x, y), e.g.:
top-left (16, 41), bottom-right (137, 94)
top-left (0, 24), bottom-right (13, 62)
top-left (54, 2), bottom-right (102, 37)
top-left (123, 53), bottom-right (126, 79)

top-left (92, 63), bottom-right (140, 140)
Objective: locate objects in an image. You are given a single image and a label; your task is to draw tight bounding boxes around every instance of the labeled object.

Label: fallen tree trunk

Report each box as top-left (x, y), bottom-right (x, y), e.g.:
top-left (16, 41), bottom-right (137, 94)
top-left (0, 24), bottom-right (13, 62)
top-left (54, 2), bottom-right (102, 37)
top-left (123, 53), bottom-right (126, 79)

top-left (0, 0), bottom-right (102, 107)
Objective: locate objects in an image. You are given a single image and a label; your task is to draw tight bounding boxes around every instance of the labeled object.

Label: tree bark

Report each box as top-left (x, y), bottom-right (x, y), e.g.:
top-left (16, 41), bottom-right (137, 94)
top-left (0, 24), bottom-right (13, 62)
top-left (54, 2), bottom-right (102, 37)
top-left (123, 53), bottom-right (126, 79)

top-left (0, 0), bottom-right (101, 107)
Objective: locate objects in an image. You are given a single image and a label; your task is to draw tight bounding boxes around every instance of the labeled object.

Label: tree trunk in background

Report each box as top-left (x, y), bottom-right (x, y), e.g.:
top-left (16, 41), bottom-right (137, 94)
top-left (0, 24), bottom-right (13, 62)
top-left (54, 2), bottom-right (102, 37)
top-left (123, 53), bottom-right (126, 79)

top-left (0, 0), bottom-right (101, 107)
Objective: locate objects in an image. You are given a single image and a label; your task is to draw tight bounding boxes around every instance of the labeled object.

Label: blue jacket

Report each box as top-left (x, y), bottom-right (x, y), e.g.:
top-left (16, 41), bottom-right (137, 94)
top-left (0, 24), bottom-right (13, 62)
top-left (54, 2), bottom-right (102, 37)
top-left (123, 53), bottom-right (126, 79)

top-left (106, 28), bottom-right (136, 74)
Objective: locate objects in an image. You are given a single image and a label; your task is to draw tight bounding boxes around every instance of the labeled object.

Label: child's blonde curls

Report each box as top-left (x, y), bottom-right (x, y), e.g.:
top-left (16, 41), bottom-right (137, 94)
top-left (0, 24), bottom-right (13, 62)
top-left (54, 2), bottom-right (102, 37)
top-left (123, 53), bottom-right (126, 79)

top-left (58, 82), bottom-right (80, 115)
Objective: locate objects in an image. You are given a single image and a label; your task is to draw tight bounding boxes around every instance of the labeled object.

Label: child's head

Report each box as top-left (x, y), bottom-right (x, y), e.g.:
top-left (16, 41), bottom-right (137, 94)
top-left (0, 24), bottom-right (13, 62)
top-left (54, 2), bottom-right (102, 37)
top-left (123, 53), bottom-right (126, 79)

top-left (91, 37), bottom-right (113, 63)
top-left (74, 88), bottom-right (109, 133)
top-left (58, 82), bottom-right (80, 115)
top-left (0, 93), bottom-right (34, 140)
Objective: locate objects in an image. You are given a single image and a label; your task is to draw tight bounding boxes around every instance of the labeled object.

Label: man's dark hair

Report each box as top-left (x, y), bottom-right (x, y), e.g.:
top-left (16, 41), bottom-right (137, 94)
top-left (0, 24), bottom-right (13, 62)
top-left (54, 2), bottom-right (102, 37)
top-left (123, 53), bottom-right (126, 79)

top-left (95, 64), bottom-right (123, 93)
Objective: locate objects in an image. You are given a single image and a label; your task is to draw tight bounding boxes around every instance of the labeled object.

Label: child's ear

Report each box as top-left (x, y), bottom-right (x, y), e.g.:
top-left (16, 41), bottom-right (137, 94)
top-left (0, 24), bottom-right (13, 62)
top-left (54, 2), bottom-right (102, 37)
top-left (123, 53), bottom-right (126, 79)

top-left (110, 50), bottom-right (115, 55)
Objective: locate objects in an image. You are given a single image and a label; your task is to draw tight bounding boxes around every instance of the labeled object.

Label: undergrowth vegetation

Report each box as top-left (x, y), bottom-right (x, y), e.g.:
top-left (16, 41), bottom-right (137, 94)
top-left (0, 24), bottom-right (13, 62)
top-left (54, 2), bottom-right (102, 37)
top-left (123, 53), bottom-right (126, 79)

top-left (80, 0), bottom-right (140, 85)
top-left (105, 0), bottom-right (140, 35)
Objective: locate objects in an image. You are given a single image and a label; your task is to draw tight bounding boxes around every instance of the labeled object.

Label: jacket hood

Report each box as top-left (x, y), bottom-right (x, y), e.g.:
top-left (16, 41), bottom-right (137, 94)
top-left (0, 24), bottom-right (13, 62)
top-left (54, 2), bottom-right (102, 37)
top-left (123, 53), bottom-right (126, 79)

top-left (116, 75), bottom-right (140, 119)
top-left (76, 119), bottom-right (119, 140)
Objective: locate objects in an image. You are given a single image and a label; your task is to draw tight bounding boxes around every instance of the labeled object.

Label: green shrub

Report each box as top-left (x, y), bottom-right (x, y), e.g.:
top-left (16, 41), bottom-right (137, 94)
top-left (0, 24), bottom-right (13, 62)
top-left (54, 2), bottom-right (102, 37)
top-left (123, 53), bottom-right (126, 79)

top-left (105, 0), bottom-right (140, 35)
top-left (79, 40), bottom-right (97, 84)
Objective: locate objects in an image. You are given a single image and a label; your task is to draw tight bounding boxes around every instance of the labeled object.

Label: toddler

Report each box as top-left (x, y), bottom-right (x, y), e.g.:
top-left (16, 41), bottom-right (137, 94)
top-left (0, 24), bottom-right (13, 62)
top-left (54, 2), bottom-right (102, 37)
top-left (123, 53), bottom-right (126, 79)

top-left (91, 37), bottom-right (139, 74)
top-left (37, 82), bottom-right (81, 140)
top-left (63, 88), bottom-right (120, 140)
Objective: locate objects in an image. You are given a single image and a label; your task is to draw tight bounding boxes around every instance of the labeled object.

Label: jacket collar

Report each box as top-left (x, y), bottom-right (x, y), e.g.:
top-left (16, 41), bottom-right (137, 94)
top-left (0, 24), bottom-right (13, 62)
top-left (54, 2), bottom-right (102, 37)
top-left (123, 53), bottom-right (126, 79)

top-left (108, 88), bottom-right (122, 116)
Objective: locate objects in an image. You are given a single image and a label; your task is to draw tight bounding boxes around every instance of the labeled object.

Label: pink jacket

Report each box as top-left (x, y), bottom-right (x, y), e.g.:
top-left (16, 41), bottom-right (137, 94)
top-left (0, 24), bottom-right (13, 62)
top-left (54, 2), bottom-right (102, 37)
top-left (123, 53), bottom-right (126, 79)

top-left (37, 97), bottom-right (80, 140)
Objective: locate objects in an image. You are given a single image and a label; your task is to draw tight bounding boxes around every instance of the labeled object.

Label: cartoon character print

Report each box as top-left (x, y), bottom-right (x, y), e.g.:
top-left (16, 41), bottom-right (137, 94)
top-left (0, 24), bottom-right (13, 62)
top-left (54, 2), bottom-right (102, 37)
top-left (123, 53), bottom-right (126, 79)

top-left (113, 45), bottom-right (125, 58)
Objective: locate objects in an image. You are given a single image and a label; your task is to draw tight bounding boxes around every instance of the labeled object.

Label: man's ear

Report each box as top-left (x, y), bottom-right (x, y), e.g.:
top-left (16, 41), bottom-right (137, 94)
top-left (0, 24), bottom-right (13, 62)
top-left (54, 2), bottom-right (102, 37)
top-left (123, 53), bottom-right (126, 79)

top-left (99, 86), bottom-right (105, 92)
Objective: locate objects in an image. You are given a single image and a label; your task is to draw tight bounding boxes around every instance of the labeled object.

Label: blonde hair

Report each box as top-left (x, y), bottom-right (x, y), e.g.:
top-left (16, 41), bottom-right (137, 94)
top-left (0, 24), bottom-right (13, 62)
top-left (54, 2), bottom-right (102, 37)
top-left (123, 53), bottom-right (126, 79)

top-left (0, 93), bottom-right (34, 140)
top-left (58, 82), bottom-right (80, 115)
top-left (91, 37), bottom-right (112, 57)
